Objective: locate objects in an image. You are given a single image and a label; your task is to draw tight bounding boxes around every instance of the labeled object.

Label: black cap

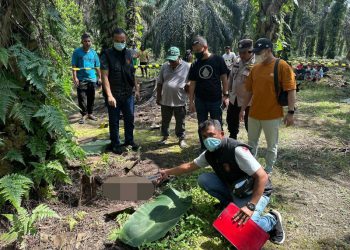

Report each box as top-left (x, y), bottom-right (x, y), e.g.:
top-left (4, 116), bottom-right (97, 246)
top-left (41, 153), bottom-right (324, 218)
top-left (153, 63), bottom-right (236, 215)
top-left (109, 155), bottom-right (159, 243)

top-left (224, 46), bottom-right (231, 50)
top-left (253, 38), bottom-right (273, 53)
top-left (238, 39), bottom-right (253, 52)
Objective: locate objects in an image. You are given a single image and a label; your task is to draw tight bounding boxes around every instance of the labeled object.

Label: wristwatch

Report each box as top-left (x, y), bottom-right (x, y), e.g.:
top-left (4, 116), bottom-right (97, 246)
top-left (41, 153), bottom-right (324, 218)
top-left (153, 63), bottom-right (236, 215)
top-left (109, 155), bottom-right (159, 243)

top-left (287, 110), bottom-right (295, 115)
top-left (246, 202), bottom-right (256, 211)
top-left (223, 91), bottom-right (229, 98)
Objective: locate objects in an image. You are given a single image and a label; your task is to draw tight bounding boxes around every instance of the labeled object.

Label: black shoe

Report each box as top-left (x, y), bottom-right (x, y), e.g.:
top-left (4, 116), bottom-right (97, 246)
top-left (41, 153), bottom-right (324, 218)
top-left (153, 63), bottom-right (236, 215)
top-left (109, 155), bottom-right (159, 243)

top-left (78, 116), bottom-right (86, 124)
top-left (124, 142), bottom-right (140, 151)
top-left (112, 146), bottom-right (124, 155)
top-left (268, 209), bottom-right (285, 245)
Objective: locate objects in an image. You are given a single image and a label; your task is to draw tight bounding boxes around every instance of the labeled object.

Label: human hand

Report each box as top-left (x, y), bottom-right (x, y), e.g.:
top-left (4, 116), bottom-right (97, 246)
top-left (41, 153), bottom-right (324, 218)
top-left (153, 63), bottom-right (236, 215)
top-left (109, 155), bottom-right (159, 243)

top-left (239, 110), bottom-right (245, 122)
top-left (73, 78), bottom-right (79, 87)
top-left (155, 170), bottom-right (169, 185)
top-left (232, 206), bottom-right (254, 225)
top-left (223, 97), bottom-right (230, 108)
top-left (107, 95), bottom-right (117, 108)
top-left (189, 102), bottom-right (196, 113)
top-left (283, 114), bottom-right (294, 127)
top-left (135, 91), bottom-right (141, 101)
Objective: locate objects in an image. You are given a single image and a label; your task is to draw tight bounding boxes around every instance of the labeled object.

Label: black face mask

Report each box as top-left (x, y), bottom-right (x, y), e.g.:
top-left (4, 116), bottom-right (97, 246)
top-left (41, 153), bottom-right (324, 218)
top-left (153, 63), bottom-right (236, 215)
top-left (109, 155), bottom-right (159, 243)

top-left (195, 51), bottom-right (204, 60)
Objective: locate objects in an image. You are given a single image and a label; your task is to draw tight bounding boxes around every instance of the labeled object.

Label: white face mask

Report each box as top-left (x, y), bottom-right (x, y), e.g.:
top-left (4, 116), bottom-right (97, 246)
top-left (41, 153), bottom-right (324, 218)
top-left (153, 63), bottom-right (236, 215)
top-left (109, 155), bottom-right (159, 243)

top-left (255, 51), bottom-right (268, 64)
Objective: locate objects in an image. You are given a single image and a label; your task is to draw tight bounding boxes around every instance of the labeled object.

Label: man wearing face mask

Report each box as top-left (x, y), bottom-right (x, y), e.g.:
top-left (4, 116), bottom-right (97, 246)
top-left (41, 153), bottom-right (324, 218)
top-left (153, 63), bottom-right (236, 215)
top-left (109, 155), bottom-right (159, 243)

top-left (157, 119), bottom-right (285, 245)
top-left (240, 38), bottom-right (296, 174)
top-left (188, 36), bottom-right (230, 151)
top-left (227, 39), bottom-right (255, 139)
top-left (100, 28), bottom-right (140, 154)
top-left (156, 47), bottom-right (191, 148)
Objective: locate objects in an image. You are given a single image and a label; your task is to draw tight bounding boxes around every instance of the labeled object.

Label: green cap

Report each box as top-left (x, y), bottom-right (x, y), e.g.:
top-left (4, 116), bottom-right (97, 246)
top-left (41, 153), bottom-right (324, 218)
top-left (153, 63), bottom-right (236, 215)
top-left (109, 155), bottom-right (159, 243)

top-left (166, 46), bottom-right (180, 61)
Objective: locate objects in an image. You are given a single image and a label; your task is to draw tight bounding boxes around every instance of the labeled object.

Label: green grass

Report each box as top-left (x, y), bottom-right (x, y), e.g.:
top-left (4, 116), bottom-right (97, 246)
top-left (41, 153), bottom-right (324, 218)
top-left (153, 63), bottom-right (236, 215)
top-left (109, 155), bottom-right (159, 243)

top-left (74, 78), bottom-right (350, 249)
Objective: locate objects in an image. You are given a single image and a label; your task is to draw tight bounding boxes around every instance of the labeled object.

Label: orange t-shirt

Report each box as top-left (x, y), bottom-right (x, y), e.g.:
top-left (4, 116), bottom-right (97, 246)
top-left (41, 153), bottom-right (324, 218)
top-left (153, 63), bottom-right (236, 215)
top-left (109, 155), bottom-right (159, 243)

top-left (245, 59), bottom-right (296, 120)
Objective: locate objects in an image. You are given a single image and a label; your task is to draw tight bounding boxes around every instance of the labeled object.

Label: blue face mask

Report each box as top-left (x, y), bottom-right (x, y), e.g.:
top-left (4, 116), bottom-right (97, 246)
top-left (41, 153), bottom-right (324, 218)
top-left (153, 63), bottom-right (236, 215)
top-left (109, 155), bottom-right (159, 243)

top-left (114, 42), bottom-right (126, 51)
top-left (203, 137), bottom-right (222, 152)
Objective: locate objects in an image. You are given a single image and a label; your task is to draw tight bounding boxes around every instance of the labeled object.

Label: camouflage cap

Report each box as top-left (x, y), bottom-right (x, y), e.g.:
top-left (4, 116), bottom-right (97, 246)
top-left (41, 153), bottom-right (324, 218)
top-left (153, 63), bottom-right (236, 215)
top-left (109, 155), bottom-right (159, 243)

top-left (238, 39), bottom-right (253, 52)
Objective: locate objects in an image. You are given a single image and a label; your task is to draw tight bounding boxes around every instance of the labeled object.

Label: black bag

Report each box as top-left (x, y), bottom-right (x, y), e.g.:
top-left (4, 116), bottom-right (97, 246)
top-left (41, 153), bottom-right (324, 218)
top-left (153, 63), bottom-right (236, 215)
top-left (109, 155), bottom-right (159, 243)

top-left (274, 59), bottom-right (288, 106)
top-left (233, 176), bottom-right (254, 198)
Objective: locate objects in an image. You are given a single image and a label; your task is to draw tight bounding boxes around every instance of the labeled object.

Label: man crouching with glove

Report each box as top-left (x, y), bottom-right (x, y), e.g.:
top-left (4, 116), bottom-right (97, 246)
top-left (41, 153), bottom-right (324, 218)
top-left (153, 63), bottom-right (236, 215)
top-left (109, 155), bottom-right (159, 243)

top-left (157, 119), bottom-right (285, 245)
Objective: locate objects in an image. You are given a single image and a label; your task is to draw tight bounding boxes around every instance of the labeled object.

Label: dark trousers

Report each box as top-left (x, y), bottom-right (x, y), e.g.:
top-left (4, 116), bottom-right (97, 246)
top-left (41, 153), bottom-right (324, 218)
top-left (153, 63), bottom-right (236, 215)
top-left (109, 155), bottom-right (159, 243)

top-left (226, 98), bottom-right (249, 139)
top-left (107, 95), bottom-right (135, 147)
top-left (195, 97), bottom-right (223, 149)
top-left (77, 82), bottom-right (95, 116)
top-left (161, 105), bottom-right (186, 139)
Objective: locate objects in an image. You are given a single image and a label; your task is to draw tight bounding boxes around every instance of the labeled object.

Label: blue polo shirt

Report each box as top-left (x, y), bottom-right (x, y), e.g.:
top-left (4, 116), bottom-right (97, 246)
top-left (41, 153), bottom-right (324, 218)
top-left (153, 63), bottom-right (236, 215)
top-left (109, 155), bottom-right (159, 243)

top-left (71, 47), bottom-right (100, 81)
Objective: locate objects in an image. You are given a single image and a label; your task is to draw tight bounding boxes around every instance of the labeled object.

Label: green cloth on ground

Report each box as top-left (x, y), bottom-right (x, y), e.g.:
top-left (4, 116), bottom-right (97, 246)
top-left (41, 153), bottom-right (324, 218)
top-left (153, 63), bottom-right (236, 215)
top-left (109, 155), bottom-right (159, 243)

top-left (80, 139), bottom-right (110, 155)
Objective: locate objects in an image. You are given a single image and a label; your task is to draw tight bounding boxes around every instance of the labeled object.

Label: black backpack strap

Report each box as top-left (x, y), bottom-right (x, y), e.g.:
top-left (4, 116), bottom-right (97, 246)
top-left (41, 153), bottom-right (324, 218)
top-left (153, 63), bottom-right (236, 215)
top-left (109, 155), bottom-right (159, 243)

top-left (274, 58), bottom-right (281, 97)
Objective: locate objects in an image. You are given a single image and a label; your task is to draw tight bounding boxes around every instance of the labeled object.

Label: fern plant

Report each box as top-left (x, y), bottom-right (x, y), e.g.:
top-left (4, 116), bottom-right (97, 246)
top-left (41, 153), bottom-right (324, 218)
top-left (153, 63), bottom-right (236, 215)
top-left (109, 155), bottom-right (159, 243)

top-left (0, 76), bottom-right (20, 124)
top-left (30, 160), bottom-right (72, 188)
top-left (0, 204), bottom-right (60, 246)
top-left (0, 47), bottom-right (9, 69)
top-left (0, 174), bottom-right (33, 210)
top-left (54, 138), bottom-right (86, 160)
top-left (26, 131), bottom-right (49, 162)
top-left (33, 105), bottom-right (68, 137)
top-left (2, 150), bottom-right (25, 166)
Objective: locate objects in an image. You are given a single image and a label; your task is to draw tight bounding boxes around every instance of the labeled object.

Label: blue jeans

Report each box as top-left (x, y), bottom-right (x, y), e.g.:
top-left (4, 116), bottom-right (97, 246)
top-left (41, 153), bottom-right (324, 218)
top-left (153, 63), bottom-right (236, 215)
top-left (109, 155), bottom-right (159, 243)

top-left (198, 172), bottom-right (276, 232)
top-left (107, 95), bottom-right (135, 147)
top-left (195, 98), bottom-right (223, 148)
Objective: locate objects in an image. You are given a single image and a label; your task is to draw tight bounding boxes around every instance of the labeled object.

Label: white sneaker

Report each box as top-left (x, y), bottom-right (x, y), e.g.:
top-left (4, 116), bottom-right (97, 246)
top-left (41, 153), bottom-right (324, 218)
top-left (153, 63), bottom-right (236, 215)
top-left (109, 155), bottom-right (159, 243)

top-left (158, 136), bottom-right (168, 145)
top-left (179, 139), bottom-right (188, 149)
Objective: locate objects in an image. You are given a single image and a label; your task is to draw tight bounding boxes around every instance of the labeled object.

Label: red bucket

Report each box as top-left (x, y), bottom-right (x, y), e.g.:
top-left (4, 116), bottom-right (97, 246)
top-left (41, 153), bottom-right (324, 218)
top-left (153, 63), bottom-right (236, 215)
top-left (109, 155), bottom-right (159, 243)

top-left (213, 203), bottom-right (270, 250)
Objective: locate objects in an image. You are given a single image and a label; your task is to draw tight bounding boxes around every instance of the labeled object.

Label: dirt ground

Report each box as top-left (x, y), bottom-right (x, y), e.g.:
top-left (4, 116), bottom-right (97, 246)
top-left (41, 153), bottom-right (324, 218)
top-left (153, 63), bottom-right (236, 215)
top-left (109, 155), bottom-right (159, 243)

top-left (3, 72), bottom-right (350, 249)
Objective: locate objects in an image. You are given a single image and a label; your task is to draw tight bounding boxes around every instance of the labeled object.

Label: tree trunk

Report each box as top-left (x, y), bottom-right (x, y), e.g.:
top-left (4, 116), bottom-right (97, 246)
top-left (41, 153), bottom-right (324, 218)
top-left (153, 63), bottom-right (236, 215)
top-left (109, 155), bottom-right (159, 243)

top-left (255, 0), bottom-right (289, 42)
top-left (125, 0), bottom-right (136, 46)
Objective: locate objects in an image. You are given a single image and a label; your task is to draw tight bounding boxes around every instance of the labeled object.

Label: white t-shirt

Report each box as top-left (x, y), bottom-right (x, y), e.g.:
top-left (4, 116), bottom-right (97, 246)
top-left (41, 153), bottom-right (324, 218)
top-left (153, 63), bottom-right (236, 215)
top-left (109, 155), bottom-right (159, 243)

top-left (222, 52), bottom-right (236, 68)
top-left (193, 146), bottom-right (261, 176)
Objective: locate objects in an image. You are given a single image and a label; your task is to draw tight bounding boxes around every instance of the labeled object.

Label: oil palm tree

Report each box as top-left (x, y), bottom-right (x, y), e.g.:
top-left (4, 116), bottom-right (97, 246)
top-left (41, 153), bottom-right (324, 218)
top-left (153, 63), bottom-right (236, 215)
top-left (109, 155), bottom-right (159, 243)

top-left (140, 0), bottom-right (241, 56)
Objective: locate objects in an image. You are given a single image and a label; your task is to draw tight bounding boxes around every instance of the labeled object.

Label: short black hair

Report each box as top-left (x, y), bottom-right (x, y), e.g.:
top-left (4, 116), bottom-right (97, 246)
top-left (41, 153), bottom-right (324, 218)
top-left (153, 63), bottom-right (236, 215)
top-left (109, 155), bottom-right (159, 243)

top-left (112, 28), bottom-right (127, 36)
top-left (199, 119), bottom-right (222, 133)
top-left (81, 33), bottom-right (91, 40)
top-left (192, 35), bottom-right (207, 46)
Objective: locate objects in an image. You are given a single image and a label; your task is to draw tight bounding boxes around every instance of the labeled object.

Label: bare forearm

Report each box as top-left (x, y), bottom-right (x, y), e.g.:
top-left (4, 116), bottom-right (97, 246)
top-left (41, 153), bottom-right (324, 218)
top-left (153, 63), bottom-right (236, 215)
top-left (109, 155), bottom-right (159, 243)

top-left (72, 70), bottom-right (77, 80)
top-left (135, 78), bottom-right (140, 92)
top-left (96, 68), bottom-right (102, 79)
top-left (250, 173), bottom-right (268, 205)
top-left (288, 89), bottom-right (296, 110)
top-left (240, 92), bottom-right (253, 111)
top-left (220, 74), bottom-right (228, 93)
top-left (164, 162), bottom-right (199, 176)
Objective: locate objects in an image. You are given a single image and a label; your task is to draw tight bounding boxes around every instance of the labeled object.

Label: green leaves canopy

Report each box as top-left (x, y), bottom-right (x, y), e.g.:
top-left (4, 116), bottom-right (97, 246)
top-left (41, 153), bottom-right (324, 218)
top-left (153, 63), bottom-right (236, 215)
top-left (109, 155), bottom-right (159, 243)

top-left (119, 187), bottom-right (192, 247)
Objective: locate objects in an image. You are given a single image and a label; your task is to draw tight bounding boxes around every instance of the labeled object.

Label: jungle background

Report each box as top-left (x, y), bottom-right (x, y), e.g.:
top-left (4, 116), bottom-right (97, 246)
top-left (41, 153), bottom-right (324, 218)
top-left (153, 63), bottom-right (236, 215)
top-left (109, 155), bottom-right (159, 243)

top-left (0, 0), bottom-right (350, 249)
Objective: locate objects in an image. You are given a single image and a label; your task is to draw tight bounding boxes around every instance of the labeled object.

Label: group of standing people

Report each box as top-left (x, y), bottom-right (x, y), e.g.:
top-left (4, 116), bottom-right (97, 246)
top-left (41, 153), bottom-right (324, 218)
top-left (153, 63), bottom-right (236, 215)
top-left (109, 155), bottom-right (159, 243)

top-left (72, 30), bottom-right (297, 246)
top-left (155, 35), bottom-right (296, 246)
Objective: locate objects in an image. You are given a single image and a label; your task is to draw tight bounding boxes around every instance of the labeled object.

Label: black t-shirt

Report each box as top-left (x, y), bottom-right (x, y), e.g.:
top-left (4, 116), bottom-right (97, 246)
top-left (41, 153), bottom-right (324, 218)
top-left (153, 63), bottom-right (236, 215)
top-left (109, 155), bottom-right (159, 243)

top-left (188, 55), bottom-right (229, 101)
top-left (100, 48), bottom-right (135, 101)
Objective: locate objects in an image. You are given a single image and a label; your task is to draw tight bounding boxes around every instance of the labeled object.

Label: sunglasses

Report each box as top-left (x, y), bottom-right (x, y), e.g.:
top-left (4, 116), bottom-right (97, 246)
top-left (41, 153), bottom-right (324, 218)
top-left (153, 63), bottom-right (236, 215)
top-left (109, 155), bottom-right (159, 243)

top-left (168, 60), bottom-right (177, 63)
